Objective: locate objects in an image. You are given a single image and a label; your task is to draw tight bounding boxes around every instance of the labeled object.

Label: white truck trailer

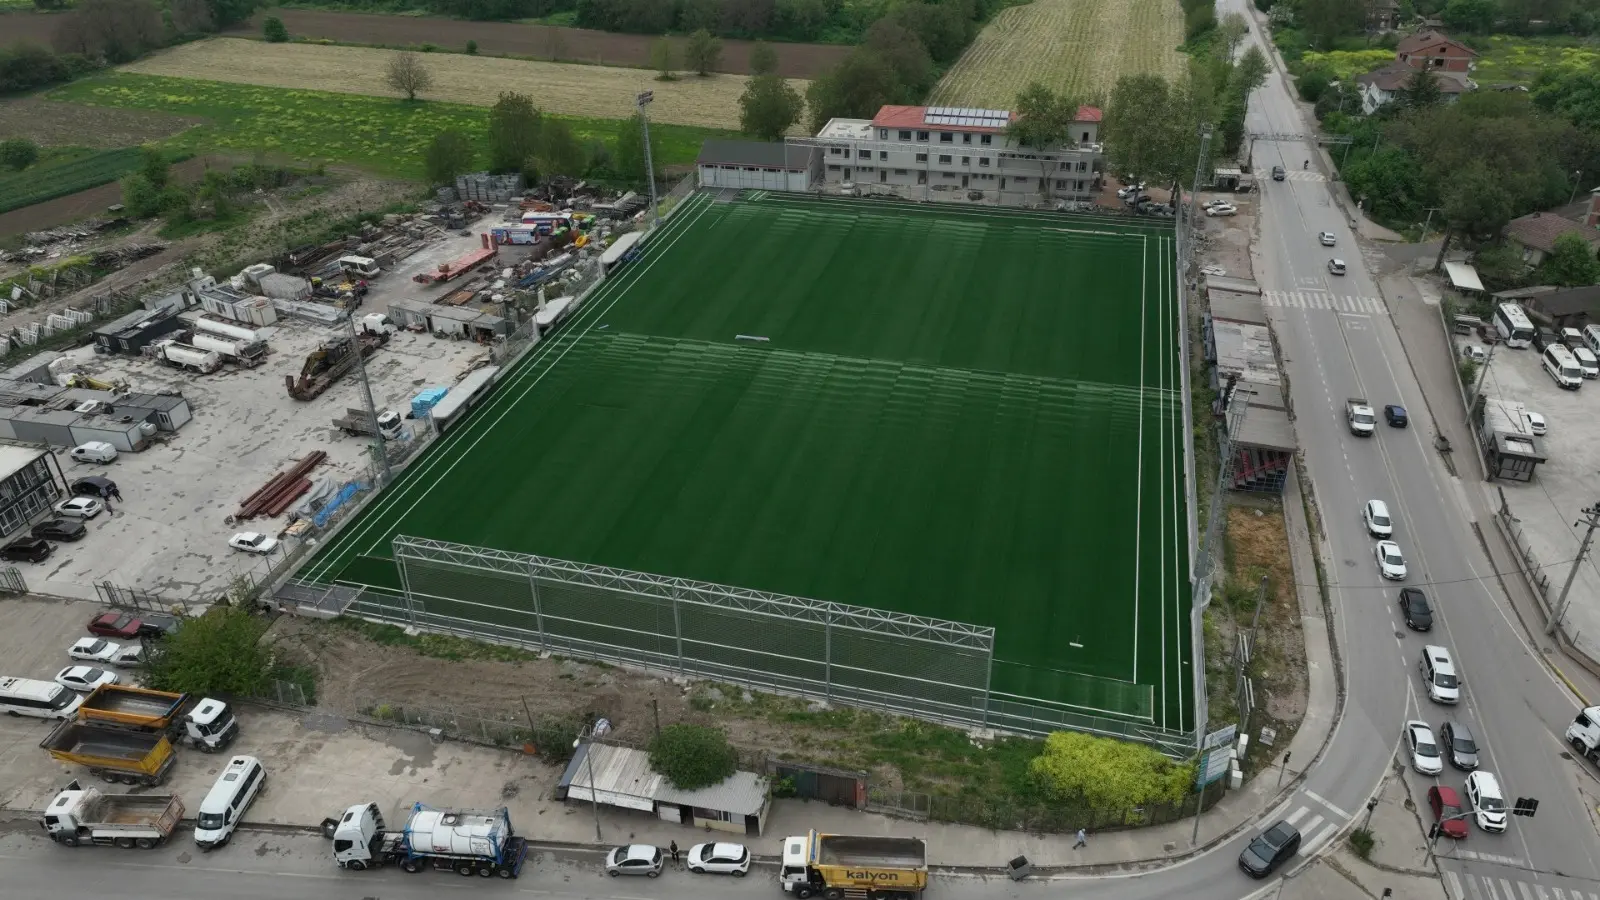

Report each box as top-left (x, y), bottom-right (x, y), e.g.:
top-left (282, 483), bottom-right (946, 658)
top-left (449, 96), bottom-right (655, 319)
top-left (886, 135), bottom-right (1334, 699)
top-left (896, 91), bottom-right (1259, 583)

top-left (153, 341), bottom-right (221, 374)
top-left (190, 331), bottom-right (267, 366)
top-left (40, 784), bottom-right (184, 849)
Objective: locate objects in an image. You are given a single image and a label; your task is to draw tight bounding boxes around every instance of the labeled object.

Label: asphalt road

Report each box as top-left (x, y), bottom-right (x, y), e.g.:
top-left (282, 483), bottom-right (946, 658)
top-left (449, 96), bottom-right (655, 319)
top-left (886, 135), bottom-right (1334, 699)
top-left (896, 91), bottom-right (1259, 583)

top-left (1231, 2), bottom-right (1600, 896)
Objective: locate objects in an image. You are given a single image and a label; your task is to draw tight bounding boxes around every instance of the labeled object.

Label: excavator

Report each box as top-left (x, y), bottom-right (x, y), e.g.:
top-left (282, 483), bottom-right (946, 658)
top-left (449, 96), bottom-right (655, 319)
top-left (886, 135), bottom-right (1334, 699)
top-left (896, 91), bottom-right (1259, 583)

top-left (64, 373), bottom-right (129, 393)
top-left (284, 332), bottom-right (389, 400)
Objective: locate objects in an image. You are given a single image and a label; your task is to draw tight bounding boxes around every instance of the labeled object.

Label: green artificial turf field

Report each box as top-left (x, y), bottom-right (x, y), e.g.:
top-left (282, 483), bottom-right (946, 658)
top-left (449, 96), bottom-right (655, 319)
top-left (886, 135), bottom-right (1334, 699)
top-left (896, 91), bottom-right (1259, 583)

top-left (303, 191), bottom-right (1192, 733)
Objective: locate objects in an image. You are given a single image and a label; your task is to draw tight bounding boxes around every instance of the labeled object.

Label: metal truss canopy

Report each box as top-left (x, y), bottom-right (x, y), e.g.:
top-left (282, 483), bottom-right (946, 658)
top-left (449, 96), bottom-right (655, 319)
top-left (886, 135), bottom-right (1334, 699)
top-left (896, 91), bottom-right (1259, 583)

top-left (1248, 131), bottom-right (1355, 146)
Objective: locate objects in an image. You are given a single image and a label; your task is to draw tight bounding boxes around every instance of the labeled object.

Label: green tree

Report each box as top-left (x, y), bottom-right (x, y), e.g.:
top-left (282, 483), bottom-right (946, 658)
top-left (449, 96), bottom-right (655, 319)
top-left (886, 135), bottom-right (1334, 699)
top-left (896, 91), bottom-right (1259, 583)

top-left (1104, 73), bottom-right (1199, 186)
top-left (197, 168), bottom-right (235, 219)
top-left (424, 129), bottom-right (474, 186)
top-left (1296, 64), bottom-right (1338, 103)
top-left (739, 73), bottom-right (804, 141)
top-left (651, 36), bottom-right (676, 80)
top-left (143, 606), bottom-right (274, 698)
top-left (1029, 731), bottom-right (1194, 808)
top-left (647, 723), bottom-right (738, 790)
top-left (749, 40), bottom-right (779, 75)
top-left (488, 91), bottom-right (544, 174)
top-left (1232, 45), bottom-right (1270, 97)
top-left (684, 28), bottom-right (722, 76)
top-left (1538, 232), bottom-right (1600, 286)
top-left (385, 50), bottom-right (433, 101)
top-left (206, 0), bottom-right (258, 28)
top-left (1344, 144), bottom-right (1426, 223)
top-left (465, 39), bottom-right (478, 54)
top-left (863, 19), bottom-right (935, 99)
top-left (1435, 162), bottom-right (1514, 270)
top-left (0, 138), bottom-right (39, 171)
top-left (120, 172), bottom-right (160, 218)
top-left (140, 146), bottom-right (169, 189)
top-left (262, 15), bottom-right (288, 42)
top-left (1442, 0), bottom-right (1498, 31)
top-left (805, 50), bottom-right (897, 132)
top-left (1400, 67), bottom-right (1444, 108)
top-left (1216, 10), bottom-right (1250, 60)
top-left (1300, 0), bottom-right (1366, 47)
top-left (1532, 70), bottom-right (1600, 130)
top-left (1008, 81), bottom-right (1078, 201)
top-left (536, 118), bottom-right (587, 178)
top-left (1471, 242), bottom-right (1530, 290)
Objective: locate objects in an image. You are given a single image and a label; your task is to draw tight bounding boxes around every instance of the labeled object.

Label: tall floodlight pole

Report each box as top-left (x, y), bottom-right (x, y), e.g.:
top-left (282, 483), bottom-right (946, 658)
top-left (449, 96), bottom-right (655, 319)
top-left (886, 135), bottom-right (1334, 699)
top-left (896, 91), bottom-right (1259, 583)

top-left (1185, 125), bottom-right (1215, 255)
top-left (345, 311), bottom-right (391, 484)
top-left (637, 91), bottom-right (660, 229)
top-left (1548, 502), bottom-right (1600, 637)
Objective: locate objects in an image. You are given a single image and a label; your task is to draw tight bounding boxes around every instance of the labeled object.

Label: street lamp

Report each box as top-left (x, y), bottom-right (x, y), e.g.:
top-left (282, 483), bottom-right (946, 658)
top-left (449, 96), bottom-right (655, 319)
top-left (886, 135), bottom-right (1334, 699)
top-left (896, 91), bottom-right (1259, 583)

top-left (574, 731), bottom-right (603, 842)
top-left (1571, 169), bottom-right (1585, 206)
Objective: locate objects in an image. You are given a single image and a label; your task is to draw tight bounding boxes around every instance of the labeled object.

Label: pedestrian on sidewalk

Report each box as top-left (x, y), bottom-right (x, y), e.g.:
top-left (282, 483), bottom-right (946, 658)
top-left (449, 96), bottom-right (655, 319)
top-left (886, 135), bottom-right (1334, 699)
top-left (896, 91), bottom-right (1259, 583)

top-left (670, 841), bottom-right (679, 864)
top-left (1074, 828), bottom-right (1088, 849)
top-left (111, 487), bottom-right (124, 503)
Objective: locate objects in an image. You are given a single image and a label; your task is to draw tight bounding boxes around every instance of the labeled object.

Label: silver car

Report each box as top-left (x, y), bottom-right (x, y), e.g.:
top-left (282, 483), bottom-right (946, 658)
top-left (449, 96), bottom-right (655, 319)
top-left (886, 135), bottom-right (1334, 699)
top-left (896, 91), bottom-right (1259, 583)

top-left (605, 844), bottom-right (663, 877)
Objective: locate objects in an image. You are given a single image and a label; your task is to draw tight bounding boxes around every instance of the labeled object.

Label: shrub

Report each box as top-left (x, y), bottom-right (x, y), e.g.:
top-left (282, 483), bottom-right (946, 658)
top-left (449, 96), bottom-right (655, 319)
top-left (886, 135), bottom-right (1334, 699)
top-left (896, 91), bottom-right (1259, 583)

top-left (1349, 828), bottom-right (1376, 858)
top-left (0, 138), bottom-right (39, 171)
top-left (648, 723), bottom-right (738, 789)
top-left (466, 39), bottom-right (478, 53)
top-left (263, 16), bottom-right (289, 42)
top-left (1028, 731), bottom-right (1194, 809)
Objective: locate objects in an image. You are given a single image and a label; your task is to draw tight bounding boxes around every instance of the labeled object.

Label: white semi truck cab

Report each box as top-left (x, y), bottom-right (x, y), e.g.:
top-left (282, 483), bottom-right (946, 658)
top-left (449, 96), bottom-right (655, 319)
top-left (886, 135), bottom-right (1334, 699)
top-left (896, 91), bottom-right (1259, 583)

top-left (331, 801), bottom-right (529, 878)
top-left (1566, 706), bottom-right (1600, 761)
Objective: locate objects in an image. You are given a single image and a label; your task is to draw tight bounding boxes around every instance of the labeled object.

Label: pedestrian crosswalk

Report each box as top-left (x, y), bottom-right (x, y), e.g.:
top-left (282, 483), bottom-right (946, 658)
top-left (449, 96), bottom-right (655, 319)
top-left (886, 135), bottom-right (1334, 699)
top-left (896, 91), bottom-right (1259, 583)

top-left (1263, 290), bottom-right (1388, 314)
top-left (1445, 869), bottom-right (1600, 900)
top-left (1283, 800), bottom-right (1344, 858)
top-left (1280, 170), bottom-right (1328, 183)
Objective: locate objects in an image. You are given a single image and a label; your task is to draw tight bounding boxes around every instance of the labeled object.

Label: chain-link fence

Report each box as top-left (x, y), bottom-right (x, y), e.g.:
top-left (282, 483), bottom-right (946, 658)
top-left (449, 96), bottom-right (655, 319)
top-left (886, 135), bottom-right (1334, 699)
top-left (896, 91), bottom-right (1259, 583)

top-left (867, 778), bottom-right (1227, 833)
top-left (95, 582), bottom-right (192, 616)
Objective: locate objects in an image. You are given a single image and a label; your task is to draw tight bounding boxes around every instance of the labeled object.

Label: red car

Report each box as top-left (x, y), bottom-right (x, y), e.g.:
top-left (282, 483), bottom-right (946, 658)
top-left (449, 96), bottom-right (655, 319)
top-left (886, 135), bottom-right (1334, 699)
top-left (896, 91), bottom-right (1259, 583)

top-left (87, 612), bottom-right (142, 639)
top-left (1430, 785), bottom-right (1470, 839)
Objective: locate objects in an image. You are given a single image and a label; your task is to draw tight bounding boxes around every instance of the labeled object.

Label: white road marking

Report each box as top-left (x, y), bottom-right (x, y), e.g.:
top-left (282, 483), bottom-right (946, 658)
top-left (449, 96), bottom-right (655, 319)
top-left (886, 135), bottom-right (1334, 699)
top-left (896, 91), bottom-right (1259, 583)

top-left (1299, 821), bottom-right (1338, 857)
top-left (1446, 870), bottom-right (1464, 900)
top-left (1303, 789), bottom-right (1351, 819)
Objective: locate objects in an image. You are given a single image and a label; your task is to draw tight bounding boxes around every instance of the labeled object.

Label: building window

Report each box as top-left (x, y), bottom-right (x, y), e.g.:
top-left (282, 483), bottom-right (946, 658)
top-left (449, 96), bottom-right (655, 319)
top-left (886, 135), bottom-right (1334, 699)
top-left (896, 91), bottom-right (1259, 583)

top-left (828, 165), bottom-right (841, 172)
top-left (879, 151), bottom-right (888, 161)
top-left (830, 148), bottom-right (843, 156)
top-left (1081, 130), bottom-right (1090, 142)
top-left (962, 156), bottom-right (970, 166)
top-left (962, 133), bottom-right (972, 144)
top-left (694, 807), bottom-right (735, 823)
top-left (916, 153), bottom-right (928, 162)
top-left (898, 130), bottom-right (912, 140)
top-left (940, 132), bottom-right (953, 143)
top-left (1077, 161), bottom-right (1088, 172)
top-left (1015, 177), bottom-right (1028, 185)
top-left (917, 131), bottom-right (929, 142)
top-left (980, 134), bottom-right (992, 145)
top-left (857, 149), bottom-right (870, 159)
top-left (938, 154), bottom-right (951, 164)
top-left (1056, 179), bottom-right (1068, 189)
top-left (878, 128), bottom-right (888, 140)
top-left (917, 171), bottom-right (927, 184)
top-left (980, 158), bottom-right (990, 167)
top-left (895, 169), bottom-right (907, 175)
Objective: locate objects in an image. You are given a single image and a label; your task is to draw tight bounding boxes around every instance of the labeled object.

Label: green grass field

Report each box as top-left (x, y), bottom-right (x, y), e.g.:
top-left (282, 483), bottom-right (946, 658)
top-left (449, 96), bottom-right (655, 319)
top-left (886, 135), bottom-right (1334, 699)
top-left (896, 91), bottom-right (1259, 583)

top-left (0, 147), bottom-right (144, 214)
top-left (47, 74), bottom-right (731, 180)
top-left (304, 192), bottom-right (1191, 732)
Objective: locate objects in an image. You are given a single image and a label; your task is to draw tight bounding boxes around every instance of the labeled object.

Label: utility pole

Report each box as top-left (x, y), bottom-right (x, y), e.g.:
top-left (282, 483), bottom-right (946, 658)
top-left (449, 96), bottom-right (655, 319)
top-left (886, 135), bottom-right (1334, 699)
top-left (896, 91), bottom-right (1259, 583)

top-left (1234, 576), bottom-right (1269, 733)
top-left (637, 92), bottom-right (660, 229)
top-left (573, 728), bottom-right (603, 841)
top-left (345, 311), bottom-right (391, 484)
top-left (1548, 502), bottom-right (1600, 637)
top-left (1185, 124), bottom-right (1214, 266)
top-left (1470, 342), bottom-right (1494, 404)
top-left (1420, 206), bottom-right (1443, 240)
top-left (1571, 170), bottom-right (1585, 206)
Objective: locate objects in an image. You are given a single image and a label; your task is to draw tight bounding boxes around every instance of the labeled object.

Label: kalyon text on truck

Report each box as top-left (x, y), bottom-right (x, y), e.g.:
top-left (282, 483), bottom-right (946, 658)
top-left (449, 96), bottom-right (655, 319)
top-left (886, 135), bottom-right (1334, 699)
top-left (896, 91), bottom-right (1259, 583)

top-left (781, 830), bottom-right (928, 900)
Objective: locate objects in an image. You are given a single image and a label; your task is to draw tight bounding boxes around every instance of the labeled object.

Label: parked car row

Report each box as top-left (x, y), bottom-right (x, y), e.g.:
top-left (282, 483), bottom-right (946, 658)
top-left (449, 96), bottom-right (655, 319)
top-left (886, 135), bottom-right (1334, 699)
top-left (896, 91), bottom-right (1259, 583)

top-left (605, 843), bottom-right (751, 877)
top-left (0, 475), bottom-right (120, 564)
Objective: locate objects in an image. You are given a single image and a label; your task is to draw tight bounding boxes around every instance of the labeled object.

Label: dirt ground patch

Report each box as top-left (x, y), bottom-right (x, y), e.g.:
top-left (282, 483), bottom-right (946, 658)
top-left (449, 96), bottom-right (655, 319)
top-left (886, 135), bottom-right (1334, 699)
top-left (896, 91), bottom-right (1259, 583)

top-left (1212, 502), bottom-right (1308, 768)
top-left (0, 96), bottom-right (202, 149)
top-left (0, 10), bottom-right (60, 46)
top-left (231, 7), bottom-right (849, 79)
top-left (123, 38), bottom-right (806, 131)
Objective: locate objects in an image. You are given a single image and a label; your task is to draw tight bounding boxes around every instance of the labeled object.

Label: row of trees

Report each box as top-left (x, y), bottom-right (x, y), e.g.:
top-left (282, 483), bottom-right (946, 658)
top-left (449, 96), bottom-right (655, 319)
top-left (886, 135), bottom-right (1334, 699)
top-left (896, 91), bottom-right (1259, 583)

top-left (1262, 0), bottom-right (1600, 47)
top-left (0, 40), bottom-right (98, 95)
top-left (419, 90), bottom-right (653, 187)
top-left (576, 0), bottom-right (1002, 47)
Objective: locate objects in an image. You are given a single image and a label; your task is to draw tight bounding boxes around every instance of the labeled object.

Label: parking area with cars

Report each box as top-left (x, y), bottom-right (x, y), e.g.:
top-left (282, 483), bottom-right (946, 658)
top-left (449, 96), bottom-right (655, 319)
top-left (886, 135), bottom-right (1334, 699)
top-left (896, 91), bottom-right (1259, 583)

top-left (1460, 317), bottom-right (1600, 661)
top-left (3, 323), bottom-right (489, 600)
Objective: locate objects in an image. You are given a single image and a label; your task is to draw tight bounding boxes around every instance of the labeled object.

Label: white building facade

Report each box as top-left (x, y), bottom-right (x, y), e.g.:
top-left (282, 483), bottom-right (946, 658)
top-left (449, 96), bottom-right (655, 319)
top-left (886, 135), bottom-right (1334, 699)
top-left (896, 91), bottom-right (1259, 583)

top-left (802, 104), bottom-right (1103, 207)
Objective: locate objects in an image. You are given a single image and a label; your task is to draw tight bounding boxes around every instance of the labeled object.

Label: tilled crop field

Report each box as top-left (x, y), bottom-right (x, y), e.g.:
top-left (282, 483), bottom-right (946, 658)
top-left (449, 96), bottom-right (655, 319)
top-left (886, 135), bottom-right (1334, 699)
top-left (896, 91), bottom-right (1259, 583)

top-left (124, 38), bottom-right (806, 131)
top-left (931, 0), bottom-right (1185, 108)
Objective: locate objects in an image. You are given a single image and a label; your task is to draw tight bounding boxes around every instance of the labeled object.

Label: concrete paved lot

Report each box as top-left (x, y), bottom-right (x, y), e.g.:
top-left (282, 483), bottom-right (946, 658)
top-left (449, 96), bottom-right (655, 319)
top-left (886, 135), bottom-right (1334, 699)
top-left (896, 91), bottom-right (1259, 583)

top-left (20, 313), bottom-right (490, 601)
top-left (1464, 336), bottom-right (1600, 659)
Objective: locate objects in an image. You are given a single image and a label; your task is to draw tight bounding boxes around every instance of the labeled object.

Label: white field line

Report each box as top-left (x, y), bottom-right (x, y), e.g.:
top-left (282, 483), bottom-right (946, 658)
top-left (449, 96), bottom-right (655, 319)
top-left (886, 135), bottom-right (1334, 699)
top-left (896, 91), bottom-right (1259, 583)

top-left (1133, 233), bottom-right (1148, 686)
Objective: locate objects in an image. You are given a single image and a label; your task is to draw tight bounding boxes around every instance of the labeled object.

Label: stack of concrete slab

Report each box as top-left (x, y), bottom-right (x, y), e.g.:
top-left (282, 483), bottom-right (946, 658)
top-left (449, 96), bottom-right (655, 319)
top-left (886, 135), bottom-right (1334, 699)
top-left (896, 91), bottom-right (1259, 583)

top-left (455, 173), bottom-right (523, 203)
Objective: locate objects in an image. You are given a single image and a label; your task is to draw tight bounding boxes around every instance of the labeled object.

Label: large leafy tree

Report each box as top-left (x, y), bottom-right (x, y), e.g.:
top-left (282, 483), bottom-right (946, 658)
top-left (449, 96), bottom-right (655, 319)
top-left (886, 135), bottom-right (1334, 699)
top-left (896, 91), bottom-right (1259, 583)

top-left (488, 92), bottom-right (543, 174)
top-left (1538, 232), bottom-right (1600, 286)
top-left (143, 606), bottom-right (274, 698)
top-left (1299, 0), bottom-right (1365, 48)
top-left (1007, 82), bottom-right (1079, 201)
top-left (739, 74), bottom-right (804, 141)
top-left (1400, 68), bottom-right (1444, 109)
top-left (1104, 73), bottom-right (1204, 186)
top-left (684, 28), bottom-right (722, 76)
top-left (424, 129), bottom-right (475, 186)
top-left (648, 724), bottom-right (737, 790)
top-left (805, 50), bottom-right (898, 132)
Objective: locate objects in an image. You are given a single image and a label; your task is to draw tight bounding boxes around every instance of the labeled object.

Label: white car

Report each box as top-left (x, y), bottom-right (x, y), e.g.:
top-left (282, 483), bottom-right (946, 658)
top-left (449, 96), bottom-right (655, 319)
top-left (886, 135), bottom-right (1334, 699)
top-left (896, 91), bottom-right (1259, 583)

top-left (55, 665), bottom-right (119, 692)
top-left (1318, 231), bottom-right (1337, 246)
top-left (54, 496), bottom-right (103, 519)
top-left (604, 844), bottom-right (663, 877)
top-left (1376, 540), bottom-right (1408, 580)
top-left (1200, 264), bottom-right (1227, 277)
top-left (1363, 499), bottom-right (1394, 538)
top-left (1329, 258), bottom-right (1347, 275)
top-left (1461, 344), bottom-right (1488, 363)
top-left (68, 637), bottom-right (143, 665)
top-left (229, 532), bottom-right (279, 554)
top-left (1523, 411), bottom-right (1546, 436)
top-left (1465, 771), bottom-right (1507, 832)
top-left (1405, 720), bottom-right (1443, 775)
top-left (1202, 199), bottom-right (1232, 210)
top-left (688, 842), bottom-right (750, 876)
top-left (1117, 183), bottom-right (1146, 199)
top-left (1206, 204), bottom-right (1238, 217)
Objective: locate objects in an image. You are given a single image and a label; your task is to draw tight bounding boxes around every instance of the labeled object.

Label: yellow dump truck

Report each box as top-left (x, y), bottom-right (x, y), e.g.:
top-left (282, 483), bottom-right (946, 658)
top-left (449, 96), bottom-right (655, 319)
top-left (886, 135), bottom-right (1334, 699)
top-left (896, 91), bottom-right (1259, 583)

top-left (77, 684), bottom-right (239, 752)
top-left (780, 830), bottom-right (928, 900)
top-left (41, 721), bottom-right (176, 786)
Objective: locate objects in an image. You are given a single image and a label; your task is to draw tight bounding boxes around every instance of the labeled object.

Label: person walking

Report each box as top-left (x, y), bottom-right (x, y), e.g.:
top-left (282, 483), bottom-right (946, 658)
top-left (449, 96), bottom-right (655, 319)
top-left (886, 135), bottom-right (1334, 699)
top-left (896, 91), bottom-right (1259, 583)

top-left (111, 486), bottom-right (124, 503)
top-left (669, 841), bottom-right (680, 864)
top-left (1074, 828), bottom-right (1088, 849)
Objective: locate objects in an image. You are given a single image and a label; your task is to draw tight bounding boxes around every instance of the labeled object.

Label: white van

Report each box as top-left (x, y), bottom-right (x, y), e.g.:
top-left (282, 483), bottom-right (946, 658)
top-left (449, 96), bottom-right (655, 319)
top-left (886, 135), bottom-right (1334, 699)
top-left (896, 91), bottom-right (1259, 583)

top-left (194, 756), bottom-right (265, 849)
top-left (1585, 323), bottom-right (1600, 358)
top-left (68, 442), bottom-right (118, 464)
top-left (1420, 645), bottom-right (1460, 704)
top-left (1543, 344), bottom-right (1583, 390)
top-left (0, 676), bottom-right (84, 719)
top-left (1574, 345), bottom-right (1600, 379)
